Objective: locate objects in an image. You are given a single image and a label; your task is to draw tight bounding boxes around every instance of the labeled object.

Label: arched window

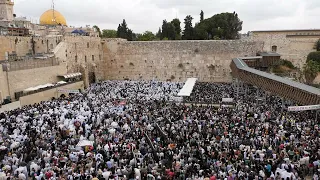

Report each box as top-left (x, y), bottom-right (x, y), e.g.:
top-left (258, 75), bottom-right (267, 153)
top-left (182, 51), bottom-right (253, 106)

top-left (272, 45), bottom-right (277, 52)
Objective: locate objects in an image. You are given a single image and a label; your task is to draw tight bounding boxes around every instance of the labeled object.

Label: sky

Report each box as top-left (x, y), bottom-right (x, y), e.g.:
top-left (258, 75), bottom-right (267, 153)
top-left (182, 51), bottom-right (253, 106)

top-left (13, 0), bottom-right (320, 34)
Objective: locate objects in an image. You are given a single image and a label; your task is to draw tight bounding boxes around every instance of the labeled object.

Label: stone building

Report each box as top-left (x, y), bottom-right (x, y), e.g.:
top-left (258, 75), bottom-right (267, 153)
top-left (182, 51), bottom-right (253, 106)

top-left (0, 0), bottom-right (14, 22)
top-left (248, 29), bottom-right (320, 68)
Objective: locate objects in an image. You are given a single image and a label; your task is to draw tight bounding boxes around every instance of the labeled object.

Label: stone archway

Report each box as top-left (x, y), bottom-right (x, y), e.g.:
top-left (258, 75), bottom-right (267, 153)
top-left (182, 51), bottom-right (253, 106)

top-left (88, 63), bottom-right (97, 85)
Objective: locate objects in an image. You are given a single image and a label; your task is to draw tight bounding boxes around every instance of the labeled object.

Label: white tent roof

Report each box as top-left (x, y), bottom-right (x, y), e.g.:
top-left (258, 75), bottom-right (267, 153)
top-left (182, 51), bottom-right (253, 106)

top-left (62, 72), bottom-right (82, 79)
top-left (23, 83), bottom-right (55, 93)
top-left (177, 78), bottom-right (197, 97)
top-left (57, 81), bottom-right (67, 85)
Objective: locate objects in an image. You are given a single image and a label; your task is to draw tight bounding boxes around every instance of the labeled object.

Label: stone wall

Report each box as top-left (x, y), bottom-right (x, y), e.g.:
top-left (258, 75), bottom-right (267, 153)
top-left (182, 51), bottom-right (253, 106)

top-left (53, 36), bottom-right (103, 87)
top-left (0, 101), bottom-right (21, 113)
top-left (101, 39), bottom-right (264, 82)
top-left (0, 66), bottom-right (9, 102)
top-left (19, 81), bottom-right (84, 106)
top-left (0, 36), bottom-right (63, 59)
top-left (250, 30), bottom-right (320, 68)
top-left (7, 63), bottom-right (67, 98)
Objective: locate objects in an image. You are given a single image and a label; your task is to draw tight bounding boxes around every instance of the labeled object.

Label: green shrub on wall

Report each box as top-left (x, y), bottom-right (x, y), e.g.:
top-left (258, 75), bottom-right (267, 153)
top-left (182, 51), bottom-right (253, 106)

top-left (280, 59), bottom-right (295, 69)
top-left (307, 51), bottom-right (320, 64)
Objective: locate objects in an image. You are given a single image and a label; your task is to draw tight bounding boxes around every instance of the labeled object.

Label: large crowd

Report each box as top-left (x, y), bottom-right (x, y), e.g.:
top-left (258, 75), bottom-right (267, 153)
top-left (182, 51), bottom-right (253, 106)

top-left (0, 80), bottom-right (319, 180)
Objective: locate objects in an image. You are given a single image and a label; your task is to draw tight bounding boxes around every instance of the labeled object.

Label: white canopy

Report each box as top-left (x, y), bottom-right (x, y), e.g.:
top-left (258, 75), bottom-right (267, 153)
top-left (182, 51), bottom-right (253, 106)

top-left (62, 73), bottom-right (82, 79)
top-left (177, 78), bottom-right (197, 97)
top-left (76, 140), bottom-right (94, 147)
top-left (57, 81), bottom-right (67, 85)
top-left (23, 83), bottom-right (55, 93)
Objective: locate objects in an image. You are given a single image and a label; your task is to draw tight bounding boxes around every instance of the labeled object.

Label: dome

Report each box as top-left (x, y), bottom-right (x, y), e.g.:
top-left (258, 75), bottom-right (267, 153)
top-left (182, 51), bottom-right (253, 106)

top-left (39, 9), bottom-right (67, 26)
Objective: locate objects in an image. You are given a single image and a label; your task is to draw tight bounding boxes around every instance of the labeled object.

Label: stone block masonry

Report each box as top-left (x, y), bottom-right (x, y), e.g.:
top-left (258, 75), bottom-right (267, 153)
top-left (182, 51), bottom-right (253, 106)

top-left (102, 39), bottom-right (264, 82)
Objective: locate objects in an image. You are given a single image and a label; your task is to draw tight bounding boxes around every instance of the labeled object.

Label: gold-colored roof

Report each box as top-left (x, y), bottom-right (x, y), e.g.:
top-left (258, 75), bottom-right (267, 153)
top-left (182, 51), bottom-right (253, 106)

top-left (39, 9), bottom-right (67, 26)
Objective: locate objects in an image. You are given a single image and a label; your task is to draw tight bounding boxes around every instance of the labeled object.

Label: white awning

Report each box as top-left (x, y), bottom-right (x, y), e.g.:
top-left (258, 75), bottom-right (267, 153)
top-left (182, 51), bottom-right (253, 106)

top-left (177, 78), bottom-right (197, 97)
top-left (62, 72), bottom-right (82, 79)
top-left (57, 81), bottom-right (67, 85)
top-left (23, 83), bottom-right (55, 93)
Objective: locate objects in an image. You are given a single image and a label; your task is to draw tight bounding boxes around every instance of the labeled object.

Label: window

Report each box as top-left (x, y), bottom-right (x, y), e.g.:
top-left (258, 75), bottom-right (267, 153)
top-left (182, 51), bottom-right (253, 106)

top-left (87, 42), bottom-right (89, 48)
top-left (75, 55), bottom-right (78, 62)
top-left (85, 56), bottom-right (87, 62)
top-left (272, 45), bottom-right (277, 52)
top-left (92, 55), bottom-right (94, 61)
top-left (42, 40), bottom-right (44, 44)
top-left (99, 54), bottom-right (101, 60)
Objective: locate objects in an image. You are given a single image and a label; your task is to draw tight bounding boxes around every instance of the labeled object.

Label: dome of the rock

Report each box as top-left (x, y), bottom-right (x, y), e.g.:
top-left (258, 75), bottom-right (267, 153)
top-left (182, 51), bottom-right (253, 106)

top-left (39, 9), bottom-right (67, 26)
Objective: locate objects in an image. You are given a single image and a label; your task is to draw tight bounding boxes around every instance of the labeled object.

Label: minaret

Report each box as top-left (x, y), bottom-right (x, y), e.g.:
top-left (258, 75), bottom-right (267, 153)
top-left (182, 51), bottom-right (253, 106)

top-left (0, 0), bottom-right (14, 21)
top-left (51, 0), bottom-right (56, 24)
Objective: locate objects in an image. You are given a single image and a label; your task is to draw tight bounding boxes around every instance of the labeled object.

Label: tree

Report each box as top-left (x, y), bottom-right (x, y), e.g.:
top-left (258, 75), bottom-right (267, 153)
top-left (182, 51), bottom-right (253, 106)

top-left (171, 18), bottom-right (181, 40)
top-left (102, 29), bottom-right (117, 38)
top-left (194, 12), bottom-right (242, 40)
top-left (182, 15), bottom-right (194, 40)
top-left (315, 39), bottom-right (320, 51)
top-left (161, 20), bottom-right (169, 40)
top-left (167, 22), bottom-right (176, 40)
top-left (160, 20), bottom-right (177, 40)
top-left (200, 10), bottom-right (204, 22)
top-left (303, 60), bottom-right (320, 84)
top-left (92, 25), bottom-right (101, 37)
top-left (117, 19), bottom-right (129, 39)
top-left (127, 29), bottom-right (135, 41)
top-left (307, 51), bottom-right (320, 64)
top-left (137, 31), bottom-right (156, 41)
top-left (116, 19), bottom-right (136, 41)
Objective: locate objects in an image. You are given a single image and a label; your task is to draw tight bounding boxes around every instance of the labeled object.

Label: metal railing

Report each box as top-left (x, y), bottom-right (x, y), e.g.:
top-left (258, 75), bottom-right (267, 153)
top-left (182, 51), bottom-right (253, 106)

top-left (1, 57), bottom-right (59, 72)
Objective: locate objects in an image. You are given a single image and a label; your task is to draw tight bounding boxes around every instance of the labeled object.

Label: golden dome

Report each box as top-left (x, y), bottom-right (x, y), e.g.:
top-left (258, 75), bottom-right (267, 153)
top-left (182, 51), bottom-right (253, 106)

top-left (39, 9), bottom-right (67, 26)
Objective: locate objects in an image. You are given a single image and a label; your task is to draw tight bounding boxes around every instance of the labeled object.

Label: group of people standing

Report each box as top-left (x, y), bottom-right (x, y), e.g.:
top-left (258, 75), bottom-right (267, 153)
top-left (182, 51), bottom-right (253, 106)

top-left (0, 80), bottom-right (318, 180)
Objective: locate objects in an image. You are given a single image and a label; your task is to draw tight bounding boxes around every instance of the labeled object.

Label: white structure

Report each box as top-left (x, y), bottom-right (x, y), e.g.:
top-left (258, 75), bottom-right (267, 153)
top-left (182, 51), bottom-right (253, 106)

top-left (177, 78), bottom-right (197, 97)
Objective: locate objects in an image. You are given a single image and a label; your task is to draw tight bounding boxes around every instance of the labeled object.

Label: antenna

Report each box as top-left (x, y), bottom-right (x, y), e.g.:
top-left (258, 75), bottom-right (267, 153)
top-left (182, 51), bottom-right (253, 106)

top-left (52, 0), bottom-right (56, 24)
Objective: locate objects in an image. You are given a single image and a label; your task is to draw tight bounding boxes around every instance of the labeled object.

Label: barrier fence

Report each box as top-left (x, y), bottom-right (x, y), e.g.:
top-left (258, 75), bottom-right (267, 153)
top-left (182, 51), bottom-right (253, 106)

top-left (1, 57), bottom-right (59, 72)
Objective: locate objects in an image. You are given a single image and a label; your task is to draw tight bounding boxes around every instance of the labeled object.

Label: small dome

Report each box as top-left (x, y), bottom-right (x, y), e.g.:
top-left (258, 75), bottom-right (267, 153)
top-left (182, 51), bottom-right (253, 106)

top-left (39, 9), bottom-right (67, 26)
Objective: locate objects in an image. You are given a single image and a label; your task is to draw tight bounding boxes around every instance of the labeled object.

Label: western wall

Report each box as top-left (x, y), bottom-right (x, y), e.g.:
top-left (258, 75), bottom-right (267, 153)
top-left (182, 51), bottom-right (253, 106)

top-left (101, 39), bottom-right (264, 82)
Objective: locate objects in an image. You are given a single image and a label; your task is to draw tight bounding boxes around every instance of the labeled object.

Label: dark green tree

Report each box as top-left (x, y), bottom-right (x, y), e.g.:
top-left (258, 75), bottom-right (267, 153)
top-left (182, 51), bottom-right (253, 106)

top-left (117, 19), bottom-right (128, 39)
top-left (307, 51), bottom-right (320, 64)
top-left (116, 19), bottom-right (136, 41)
top-left (127, 29), bottom-right (135, 41)
top-left (102, 29), bottom-right (117, 38)
top-left (200, 10), bottom-right (204, 22)
top-left (161, 20), bottom-right (169, 40)
top-left (315, 39), bottom-right (320, 51)
top-left (182, 15), bottom-right (194, 40)
top-left (194, 12), bottom-right (242, 40)
top-left (167, 22), bottom-right (176, 40)
top-left (171, 18), bottom-right (181, 40)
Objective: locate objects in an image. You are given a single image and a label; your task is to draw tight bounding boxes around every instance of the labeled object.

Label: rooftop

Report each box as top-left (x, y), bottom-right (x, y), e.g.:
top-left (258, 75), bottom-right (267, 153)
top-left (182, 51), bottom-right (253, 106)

top-left (258, 52), bottom-right (281, 57)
